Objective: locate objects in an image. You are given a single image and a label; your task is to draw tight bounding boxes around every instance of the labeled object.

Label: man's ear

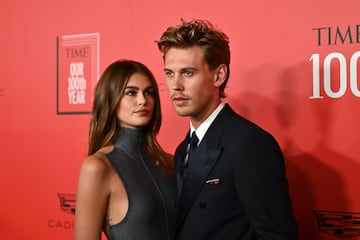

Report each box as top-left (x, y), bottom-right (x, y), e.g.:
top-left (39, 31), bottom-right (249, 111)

top-left (214, 64), bottom-right (227, 87)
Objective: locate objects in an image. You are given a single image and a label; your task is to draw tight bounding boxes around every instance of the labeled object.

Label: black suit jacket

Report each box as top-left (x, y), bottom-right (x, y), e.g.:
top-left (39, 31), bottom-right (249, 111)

top-left (174, 104), bottom-right (297, 240)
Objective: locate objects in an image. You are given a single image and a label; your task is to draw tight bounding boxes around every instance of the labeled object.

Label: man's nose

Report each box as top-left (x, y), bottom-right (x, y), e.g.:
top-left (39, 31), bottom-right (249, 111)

top-left (171, 76), bottom-right (184, 91)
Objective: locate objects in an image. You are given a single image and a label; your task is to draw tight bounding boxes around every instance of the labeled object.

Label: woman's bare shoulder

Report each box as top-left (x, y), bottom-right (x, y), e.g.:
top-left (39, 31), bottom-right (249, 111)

top-left (80, 145), bottom-right (115, 176)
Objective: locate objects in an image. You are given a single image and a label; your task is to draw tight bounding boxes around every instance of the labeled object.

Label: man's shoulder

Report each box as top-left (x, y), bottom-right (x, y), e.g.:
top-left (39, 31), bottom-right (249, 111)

top-left (217, 105), bottom-right (275, 139)
top-left (215, 104), bottom-right (259, 130)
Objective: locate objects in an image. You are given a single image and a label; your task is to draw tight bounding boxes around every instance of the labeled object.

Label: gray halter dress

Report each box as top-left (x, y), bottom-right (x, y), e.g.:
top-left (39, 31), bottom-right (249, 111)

top-left (104, 127), bottom-right (176, 240)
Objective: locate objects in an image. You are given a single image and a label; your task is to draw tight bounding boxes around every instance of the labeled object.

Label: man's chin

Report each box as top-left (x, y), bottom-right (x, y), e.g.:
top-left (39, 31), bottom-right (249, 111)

top-left (174, 108), bottom-right (190, 117)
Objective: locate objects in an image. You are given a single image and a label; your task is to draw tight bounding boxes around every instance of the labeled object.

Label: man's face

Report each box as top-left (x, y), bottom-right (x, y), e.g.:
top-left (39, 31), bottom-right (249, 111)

top-left (163, 46), bottom-right (221, 127)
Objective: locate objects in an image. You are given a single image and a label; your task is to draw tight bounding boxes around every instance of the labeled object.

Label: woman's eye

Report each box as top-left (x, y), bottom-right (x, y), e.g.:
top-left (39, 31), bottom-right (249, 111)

top-left (125, 90), bottom-right (137, 96)
top-left (145, 90), bottom-right (155, 96)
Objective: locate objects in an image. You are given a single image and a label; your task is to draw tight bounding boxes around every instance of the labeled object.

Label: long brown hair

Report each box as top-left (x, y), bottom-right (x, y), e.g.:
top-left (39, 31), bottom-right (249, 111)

top-left (88, 59), bottom-right (172, 168)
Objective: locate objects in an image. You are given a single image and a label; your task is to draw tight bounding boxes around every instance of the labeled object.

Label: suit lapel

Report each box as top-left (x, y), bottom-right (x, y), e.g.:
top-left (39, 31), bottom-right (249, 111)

top-left (175, 104), bottom-right (236, 230)
top-left (176, 142), bottom-right (222, 228)
top-left (174, 134), bottom-right (190, 195)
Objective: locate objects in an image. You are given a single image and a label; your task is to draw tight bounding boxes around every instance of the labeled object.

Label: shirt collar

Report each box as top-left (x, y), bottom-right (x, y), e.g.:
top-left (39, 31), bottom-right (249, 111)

top-left (190, 102), bottom-right (225, 144)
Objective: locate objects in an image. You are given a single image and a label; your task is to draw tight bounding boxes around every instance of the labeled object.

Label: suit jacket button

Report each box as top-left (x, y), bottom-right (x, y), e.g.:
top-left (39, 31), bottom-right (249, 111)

top-left (199, 202), bottom-right (207, 209)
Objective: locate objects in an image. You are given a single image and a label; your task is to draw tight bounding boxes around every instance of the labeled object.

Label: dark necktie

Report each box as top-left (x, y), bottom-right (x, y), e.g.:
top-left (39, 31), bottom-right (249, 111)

top-left (182, 132), bottom-right (199, 178)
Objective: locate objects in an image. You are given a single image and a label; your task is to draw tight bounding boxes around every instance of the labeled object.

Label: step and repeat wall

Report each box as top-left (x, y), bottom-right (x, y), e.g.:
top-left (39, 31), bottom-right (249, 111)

top-left (1, 0), bottom-right (359, 239)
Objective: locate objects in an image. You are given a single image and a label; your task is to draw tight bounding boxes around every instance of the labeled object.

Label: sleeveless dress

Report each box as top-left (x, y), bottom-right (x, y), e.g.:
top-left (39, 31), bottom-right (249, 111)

top-left (103, 127), bottom-right (176, 240)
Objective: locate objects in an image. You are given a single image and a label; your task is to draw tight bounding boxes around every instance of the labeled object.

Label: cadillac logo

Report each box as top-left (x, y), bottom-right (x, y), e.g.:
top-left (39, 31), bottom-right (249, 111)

top-left (58, 193), bottom-right (76, 215)
top-left (314, 210), bottom-right (360, 238)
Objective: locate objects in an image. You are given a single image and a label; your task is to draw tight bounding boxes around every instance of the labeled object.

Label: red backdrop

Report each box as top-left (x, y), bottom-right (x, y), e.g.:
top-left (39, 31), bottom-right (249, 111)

top-left (1, 0), bottom-right (360, 239)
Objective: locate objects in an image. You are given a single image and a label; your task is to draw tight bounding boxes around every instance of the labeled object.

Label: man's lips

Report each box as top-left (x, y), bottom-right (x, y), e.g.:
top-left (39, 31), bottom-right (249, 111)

top-left (172, 96), bottom-right (189, 106)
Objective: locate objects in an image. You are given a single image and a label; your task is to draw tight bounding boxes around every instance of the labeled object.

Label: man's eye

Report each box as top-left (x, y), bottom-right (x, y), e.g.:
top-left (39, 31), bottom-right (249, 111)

top-left (164, 71), bottom-right (174, 77)
top-left (183, 71), bottom-right (193, 77)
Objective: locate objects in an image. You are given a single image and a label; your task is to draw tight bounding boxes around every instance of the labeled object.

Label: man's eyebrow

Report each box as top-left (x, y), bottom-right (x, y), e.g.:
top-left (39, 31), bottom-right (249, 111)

top-left (181, 67), bottom-right (197, 71)
top-left (163, 67), bottom-right (197, 71)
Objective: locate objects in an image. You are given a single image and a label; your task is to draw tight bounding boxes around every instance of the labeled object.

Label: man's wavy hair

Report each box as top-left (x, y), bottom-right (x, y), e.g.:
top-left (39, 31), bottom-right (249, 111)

top-left (156, 19), bottom-right (230, 98)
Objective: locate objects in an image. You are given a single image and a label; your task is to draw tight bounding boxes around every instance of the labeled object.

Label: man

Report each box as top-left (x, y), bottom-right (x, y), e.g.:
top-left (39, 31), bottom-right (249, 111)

top-left (156, 19), bottom-right (297, 240)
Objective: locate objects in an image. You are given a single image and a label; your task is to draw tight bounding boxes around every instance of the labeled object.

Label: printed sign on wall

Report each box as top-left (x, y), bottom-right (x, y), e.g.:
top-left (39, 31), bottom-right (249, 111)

top-left (56, 33), bottom-right (100, 114)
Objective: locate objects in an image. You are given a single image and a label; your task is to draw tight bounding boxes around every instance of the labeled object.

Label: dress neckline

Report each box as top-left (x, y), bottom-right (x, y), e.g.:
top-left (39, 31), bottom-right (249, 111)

top-left (113, 127), bottom-right (145, 160)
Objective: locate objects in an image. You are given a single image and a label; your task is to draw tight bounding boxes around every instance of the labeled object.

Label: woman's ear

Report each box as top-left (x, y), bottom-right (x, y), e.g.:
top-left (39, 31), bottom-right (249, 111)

top-left (214, 64), bottom-right (227, 87)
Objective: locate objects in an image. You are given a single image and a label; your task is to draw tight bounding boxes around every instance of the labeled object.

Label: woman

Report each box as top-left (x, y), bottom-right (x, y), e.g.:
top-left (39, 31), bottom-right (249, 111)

top-left (75, 60), bottom-right (176, 240)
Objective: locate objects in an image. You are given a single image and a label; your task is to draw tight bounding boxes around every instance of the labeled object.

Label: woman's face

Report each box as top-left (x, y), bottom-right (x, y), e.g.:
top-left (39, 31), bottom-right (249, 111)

top-left (117, 73), bottom-right (155, 128)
